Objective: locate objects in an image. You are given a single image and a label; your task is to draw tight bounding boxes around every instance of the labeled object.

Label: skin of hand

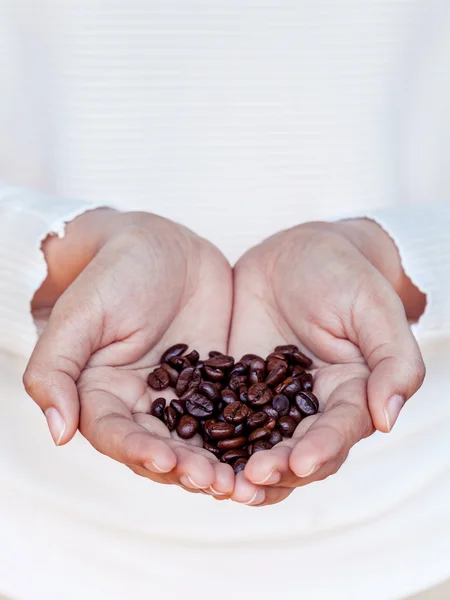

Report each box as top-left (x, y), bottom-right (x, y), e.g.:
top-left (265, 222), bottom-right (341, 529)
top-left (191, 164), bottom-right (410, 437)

top-left (228, 219), bottom-right (426, 506)
top-left (24, 209), bottom-right (235, 497)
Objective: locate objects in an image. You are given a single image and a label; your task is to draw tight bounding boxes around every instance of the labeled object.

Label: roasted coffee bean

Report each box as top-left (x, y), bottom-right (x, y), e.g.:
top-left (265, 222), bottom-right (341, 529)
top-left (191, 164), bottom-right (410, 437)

top-left (204, 355), bottom-right (235, 370)
top-left (234, 422), bottom-right (246, 436)
top-left (169, 356), bottom-right (191, 371)
top-left (275, 376), bottom-right (302, 398)
top-left (263, 405), bottom-right (280, 420)
top-left (248, 427), bottom-right (271, 442)
top-left (238, 385), bottom-right (249, 404)
top-left (160, 362), bottom-right (180, 386)
top-left (185, 350), bottom-right (200, 365)
top-left (216, 401), bottom-right (225, 414)
top-left (171, 399), bottom-right (186, 416)
top-left (203, 441), bottom-right (221, 457)
top-left (289, 404), bottom-right (303, 423)
top-left (217, 436), bottom-right (247, 451)
top-left (248, 357), bottom-right (266, 385)
top-left (185, 393), bottom-right (215, 418)
top-left (229, 362), bottom-right (247, 378)
top-left (208, 350), bottom-right (223, 358)
top-left (269, 430), bottom-right (283, 446)
top-left (277, 415), bottom-right (297, 437)
top-left (233, 458), bottom-right (248, 474)
top-left (147, 367), bottom-right (170, 390)
top-left (265, 362), bottom-right (287, 386)
top-left (248, 383), bottom-right (273, 406)
top-left (204, 419), bottom-right (235, 440)
top-left (203, 365), bottom-right (225, 382)
top-left (299, 373), bottom-right (314, 392)
top-left (292, 349), bottom-right (313, 369)
top-left (164, 406), bottom-right (178, 431)
top-left (290, 364), bottom-right (306, 379)
top-left (274, 344), bottom-right (298, 358)
top-left (272, 394), bottom-right (290, 416)
top-left (247, 411), bottom-right (268, 430)
top-left (266, 351), bottom-right (288, 363)
top-left (223, 401), bottom-right (252, 424)
top-left (199, 381), bottom-right (220, 401)
top-left (295, 391), bottom-right (319, 416)
top-left (218, 413), bottom-right (226, 422)
top-left (240, 353), bottom-right (264, 368)
top-left (265, 417), bottom-right (277, 431)
top-left (229, 375), bottom-right (247, 391)
top-left (249, 440), bottom-right (273, 454)
top-left (176, 367), bottom-right (202, 396)
top-left (180, 386), bottom-right (197, 401)
top-left (177, 415), bottom-right (199, 439)
top-left (161, 343), bottom-right (188, 364)
top-left (151, 397), bottom-right (166, 418)
top-left (221, 388), bottom-right (239, 404)
top-left (220, 449), bottom-right (248, 463)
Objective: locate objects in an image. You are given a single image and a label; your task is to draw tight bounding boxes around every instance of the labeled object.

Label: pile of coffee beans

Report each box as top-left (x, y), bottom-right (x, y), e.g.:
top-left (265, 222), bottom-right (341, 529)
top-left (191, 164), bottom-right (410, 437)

top-left (147, 344), bottom-right (319, 474)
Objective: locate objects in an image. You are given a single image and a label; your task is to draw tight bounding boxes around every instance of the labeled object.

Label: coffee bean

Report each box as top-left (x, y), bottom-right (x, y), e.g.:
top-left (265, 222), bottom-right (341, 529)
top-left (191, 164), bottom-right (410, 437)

top-left (217, 436), bottom-right (247, 451)
top-left (220, 449), bottom-right (248, 463)
top-left (249, 440), bottom-right (273, 454)
top-left (185, 393), bottom-right (215, 418)
top-left (208, 350), bottom-right (223, 358)
top-left (204, 419), bottom-right (235, 440)
top-left (274, 344), bottom-right (299, 359)
top-left (171, 399), bottom-right (186, 416)
top-left (151, 398), bottom-right (166, 418)
top-left (290, 364), bottom-right (306, 379)
top-left (185, 350), bottom-right (200, 365)
top-left (169, 356), bottom-right (191, 371)
top-left (180, 386), bottom-right (197, 401)
top-left (160, 363), bottom-right (180, 386)
top-left (238, 385), bottom-right (249, 404)
top-left (203, 441), bottom-right (221, 457)
top-left (233, 458), bottom-right (248, 474)
top-left (263, 405), bottom-right (279, 420)
top-left (164, 406), bottom-right (178, 431)
top-left (177, 415), bottom-right (199, 439)
top-left (221, 388), bottom-right (238, 404)
top-left (216, 400), bottom-right (225, 414)
top-left (161, 343), bottom-right (188, 364)
top-left (247, 411), bottom-right (269, 430)
top-left (248, 357), bottom-right (266, 384)
top-left (248, 427), bottom-right (271, 442)
top-left (199, 381), bottom-right (220, 402)
top-left (203, 365), bottom-right (225, 382)
top-left (277, 416), bottom-right (297, 437)
top-left (147, 367), bottom-right (170, 390)
top-left (265, 417), bottom-right (277, 431)
top-left (295, 391), bottom-right (319, 416)
top-left (223, 401), bottom-right (252, 424)
top-left (248, 383), bottom-right (273, 406)
top-left (299, 373), bottom-right (314, 392)
top-left (265, 362), bottom-right (287, 386)
top-left (292, 349), bottom-right (313, 369)
top-left (204, 355), bottom-right (235, 370)
top-left (275, 376), bottom-right (302, 398)
top-left (289, 404), bottom-right (303, 423)
top-left (240, 353), bottom-right (263, 368)
top-left (229, 375), bottom-right (247, 391)
top-left (176, 367), bottom-right (202, 396)
top-left (269, 430), bottom-right (283, 445)
top-left (233, 422), bottom-right (246, 436)
top-left (229, 362), bottom-right (247, 378)
top-left (272, 394), bottom-right (290, 416)
top-left (266, 351), bottom-right (288, 363)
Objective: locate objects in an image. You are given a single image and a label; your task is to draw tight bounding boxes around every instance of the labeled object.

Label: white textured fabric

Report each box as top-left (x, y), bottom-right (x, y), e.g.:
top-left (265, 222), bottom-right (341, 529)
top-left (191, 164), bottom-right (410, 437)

top-left (0, 1), bottom-right (450, 600)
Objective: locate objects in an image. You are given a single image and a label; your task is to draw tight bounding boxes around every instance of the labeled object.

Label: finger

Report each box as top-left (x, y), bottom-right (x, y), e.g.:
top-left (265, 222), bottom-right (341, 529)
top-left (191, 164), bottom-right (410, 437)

top-left (171, 444), bottom-right (216, 490)
top-left (230, 472), bottom-right (265, 506)
top-left (205, 462), bottom-right (235, 497)
top-left (354, 277), bottom-right (426, 432)
top-left (257, 486), bottom-right (293, 506)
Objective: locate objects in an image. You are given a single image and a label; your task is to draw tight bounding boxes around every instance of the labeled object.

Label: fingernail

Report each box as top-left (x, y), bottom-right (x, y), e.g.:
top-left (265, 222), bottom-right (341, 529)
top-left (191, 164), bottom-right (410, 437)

top-left (207, 486), bottom-right (227, 496)
top-left (384, 395), bottom-right (405, 432)
top-left (295, 462), bottom-right (320, 478)
top-left (245, 489), bottom-right (265, 506)
top-left (45, 407), bottom-right (66, 446)
top-left (144, 461), bottom-right (172, 474)
top-left (253, 470), bottom-right (281, 485)
top-left (180, 474), bottom-right (208, 490)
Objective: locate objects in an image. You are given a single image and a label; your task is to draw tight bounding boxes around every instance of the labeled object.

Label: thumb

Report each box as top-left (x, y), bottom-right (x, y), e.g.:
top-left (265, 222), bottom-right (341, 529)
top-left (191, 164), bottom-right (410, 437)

top-left (354, 277), bottom-right (426, 433)
top-left (23, 296), bottom-right (102, 445)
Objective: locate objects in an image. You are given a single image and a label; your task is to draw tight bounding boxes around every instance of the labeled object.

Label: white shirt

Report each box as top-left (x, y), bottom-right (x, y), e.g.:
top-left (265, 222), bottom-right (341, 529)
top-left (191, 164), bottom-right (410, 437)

top-left (0, 2), bottom-right (450, 599)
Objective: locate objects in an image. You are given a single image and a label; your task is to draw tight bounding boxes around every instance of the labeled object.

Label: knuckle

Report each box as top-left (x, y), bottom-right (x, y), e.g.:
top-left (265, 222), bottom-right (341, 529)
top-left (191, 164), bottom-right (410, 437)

top-left (22, 366), bottom-right (43, 398)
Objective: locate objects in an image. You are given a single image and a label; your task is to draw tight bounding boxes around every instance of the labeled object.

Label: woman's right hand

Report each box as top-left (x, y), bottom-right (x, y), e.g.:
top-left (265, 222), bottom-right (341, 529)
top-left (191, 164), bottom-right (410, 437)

top-left (23, 211), bottom-right (235, 496)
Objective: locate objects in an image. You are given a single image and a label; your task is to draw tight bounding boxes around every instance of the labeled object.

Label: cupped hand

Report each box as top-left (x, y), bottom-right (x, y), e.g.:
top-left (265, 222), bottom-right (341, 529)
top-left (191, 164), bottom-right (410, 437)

top-left (228, 220), bottom-right (426, 506)
top-left (24, 211), bottom-right (234, 496)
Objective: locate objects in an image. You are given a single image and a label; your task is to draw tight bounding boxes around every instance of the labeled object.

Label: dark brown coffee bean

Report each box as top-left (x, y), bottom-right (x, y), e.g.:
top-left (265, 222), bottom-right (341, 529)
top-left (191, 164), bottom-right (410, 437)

top-left (164, 406), bottom-right (178, 431)
top-left (180, 386), bottom-right (197, 401)
top-left (221, 388), bottom-right (238, 404)
top-left (169, 356), bottom-right (191, 371)
top-left (204, 355), bottom-right (235, 370)
top-left (150, 397), bottom-right (166, 418)
top-left (248, 357), bottom-right (266, 385)
top-left (274, 344), bottom-right (299, 359)
top-left (290, 364), bottom-right (306, 379)
top-left (176, 367), bottom-right (202, 396)
top-left (203, 441), bottom-right (221, 457)
top-left (263, 405), bottom-right (279, 420)
top-left (266, 351), bottom-right (288, 363)
top-left (177, 415), bottom-right (199, 439)
top-left (217, 436), bottom-right (247, 451)
top-left (277, 415), bottom-right (297, 437)
top-left (185, 393), bottom-right (215, 418)
top-left (265, 362), bottom-right (287, 386)
top-left (220, 449), bottom-right (248, 463)
top-left (248, 383), bottom-right (273, 406)
top-left (161, 343), bottom-right (188, 364)
top-left (218, 413), bottom-right (227, 422)
top-left (292, 349), bottom-right (313, 369)
top-left (272, 394), bottom-right (290, 416)
top-left (299, 373), bottom-right (314, 392)
top-left (204, 419), bottom-right (235, 440)
top-left (184, 350), bottom-right (200, 365)
top-left (208, 350), bottom-right (223, 358)
top-left (229, 375), bottom-right (247, 391)
top-left (265, 417), bottom-right (277, 431)
top-left (171, 399), bottom-right (185, 416)
top-left (199, 381), bottom-right (220, 402)
top-left (233, 458), bottom-right (248, 474)
top-left (203, 365), bottom-right (225, 382)
top-left (223, 401), bottom-right (252, 424)
top-left (269, 430), bottom-right (283, 446)
top-left (248, 427), bottom-right (271, 442)
top-left (275, 376), bottom-right (302, 398)
top-left (247, 411), bottom-right (269, 430)
top-left (216, 400), bottom-right (225, 414)
top-left (249, 440), bottom-right (273, 454)
top-left (240, 353), bottom-right (263, 368)
top-left (160, 363), bottom-right (180, 386)
top-left (238, 385), bottom-right (249, 404)
top-left (233, 422), bottom-right (246, 436)
top-left (229, 362), bottom-right (247, 378)
top-left (147, 367), bottom-right (170, 390)
top-left (289, 404), bottom-right (303, 423)
top-left (295, 391), bottom-right (319, 416)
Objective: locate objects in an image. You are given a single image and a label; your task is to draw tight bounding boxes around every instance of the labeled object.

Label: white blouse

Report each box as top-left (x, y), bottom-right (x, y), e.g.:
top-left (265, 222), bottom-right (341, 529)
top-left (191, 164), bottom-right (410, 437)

top-left (0, 2), bottom-right (450, 599)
